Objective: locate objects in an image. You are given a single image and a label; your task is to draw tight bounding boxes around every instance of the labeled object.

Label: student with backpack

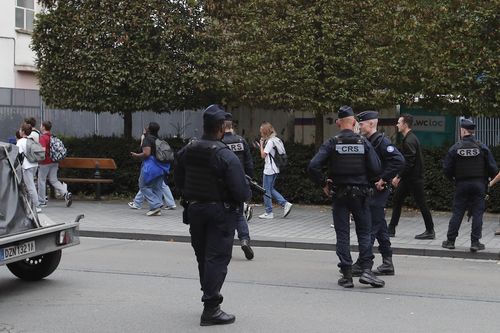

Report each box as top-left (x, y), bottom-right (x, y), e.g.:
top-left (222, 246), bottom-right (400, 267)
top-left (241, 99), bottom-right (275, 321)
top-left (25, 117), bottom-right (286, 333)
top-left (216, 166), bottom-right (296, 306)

top-left (16, 123), bottom-right (42, 213)
top-left (25, 117), bottom-right (41, 143)
top-left (37, 121), bottom-right (72, 208)
top-left (257, 121), bottom-right (292, 219)
top-left (130, 122), bottom-right (169, 216)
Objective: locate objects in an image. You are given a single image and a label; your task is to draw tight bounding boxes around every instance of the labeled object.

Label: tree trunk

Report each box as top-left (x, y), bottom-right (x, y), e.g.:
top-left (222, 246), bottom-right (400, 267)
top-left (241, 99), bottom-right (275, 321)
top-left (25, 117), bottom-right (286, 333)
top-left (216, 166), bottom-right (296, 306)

top-left (314, 112), bottom-right (324, 148)
top-left (123, 112), bottom-right (133, 139)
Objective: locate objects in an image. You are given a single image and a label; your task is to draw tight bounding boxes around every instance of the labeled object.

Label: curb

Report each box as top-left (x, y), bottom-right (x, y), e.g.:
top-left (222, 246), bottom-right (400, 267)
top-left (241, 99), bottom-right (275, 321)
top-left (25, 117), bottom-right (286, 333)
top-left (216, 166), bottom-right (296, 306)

top-left (79, 230), bottom-right (500, 261)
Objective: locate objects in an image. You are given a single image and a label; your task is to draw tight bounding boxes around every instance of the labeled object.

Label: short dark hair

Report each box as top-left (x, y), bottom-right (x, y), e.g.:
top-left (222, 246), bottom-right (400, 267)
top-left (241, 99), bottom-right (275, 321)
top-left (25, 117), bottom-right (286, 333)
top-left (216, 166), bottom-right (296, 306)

top-left (42, 120), bottom-right (52, 131)
top-left (400, 114), bottom-right (413, 128)
top-left (148, 122), bottom-right (160, 136)
top-left (21, 123), bottom-right (32, 136)
top-left (24, 117), bottom-right (36, 127)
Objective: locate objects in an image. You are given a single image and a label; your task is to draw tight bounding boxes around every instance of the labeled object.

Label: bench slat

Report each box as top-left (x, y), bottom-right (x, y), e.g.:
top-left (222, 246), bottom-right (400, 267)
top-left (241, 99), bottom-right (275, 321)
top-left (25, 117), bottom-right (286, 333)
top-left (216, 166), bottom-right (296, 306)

top-left (59, 178), bottom-right (113, 184)
top-left (58, 157), bottom-right (117, 169)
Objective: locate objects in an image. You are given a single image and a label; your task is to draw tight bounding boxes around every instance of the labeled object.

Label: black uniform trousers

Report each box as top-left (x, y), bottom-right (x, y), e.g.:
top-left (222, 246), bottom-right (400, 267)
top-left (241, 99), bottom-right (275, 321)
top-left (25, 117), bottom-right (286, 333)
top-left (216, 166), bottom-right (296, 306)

top-left (390, 178), bottom-right (434, 231)
top-left (332, 192), bottom-right (374, 269)
top-left (188, 202), bottom-right (238, 308)
top-left (447, 180), bottom-right (486, 242)
top-left (369, 189), bottom-right (392, 257)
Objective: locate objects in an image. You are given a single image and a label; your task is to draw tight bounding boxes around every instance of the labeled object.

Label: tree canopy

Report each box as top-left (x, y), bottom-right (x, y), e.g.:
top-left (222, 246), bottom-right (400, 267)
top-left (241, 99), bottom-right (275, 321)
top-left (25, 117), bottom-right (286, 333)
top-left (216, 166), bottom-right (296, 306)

top-left (33, 0), bottom-right (499, 139)
top-left (33, 0), bottom-right (207, 137)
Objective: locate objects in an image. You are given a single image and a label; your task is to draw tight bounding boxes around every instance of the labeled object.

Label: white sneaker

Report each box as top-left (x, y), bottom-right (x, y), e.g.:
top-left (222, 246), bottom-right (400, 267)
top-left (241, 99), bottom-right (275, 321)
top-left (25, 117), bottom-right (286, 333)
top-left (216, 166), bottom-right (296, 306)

top-left (163, 205), bottom-right (176, 210)
top-left (128, 202), bottom-right (141, 210)
top-left (258, 212), bottom-right (274, 219)
top-left (36, 207), bottom-right (42, 213)
top-left (283, 202), bottom-right (293, 218)
top-left (146, 208), bottom-right (162, 216)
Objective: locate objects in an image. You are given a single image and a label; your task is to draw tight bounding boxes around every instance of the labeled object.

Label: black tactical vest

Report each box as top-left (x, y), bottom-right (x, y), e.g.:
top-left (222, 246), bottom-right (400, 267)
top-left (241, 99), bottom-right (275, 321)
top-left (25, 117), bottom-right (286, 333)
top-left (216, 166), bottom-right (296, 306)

top-left (455, 140), bottom-right (485, 180)
top-left (183, 140), bottom-right (228, 201)
top-left (330, 134), bottom-right (367, 177)
top-left (222, 133), bottom-right (246, 167)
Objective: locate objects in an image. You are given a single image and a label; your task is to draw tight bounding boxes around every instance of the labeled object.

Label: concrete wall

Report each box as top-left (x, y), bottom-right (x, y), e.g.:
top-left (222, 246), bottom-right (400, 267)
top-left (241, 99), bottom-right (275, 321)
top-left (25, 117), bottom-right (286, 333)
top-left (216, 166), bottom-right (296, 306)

top-left (0, 0), bottom-right (38, 89)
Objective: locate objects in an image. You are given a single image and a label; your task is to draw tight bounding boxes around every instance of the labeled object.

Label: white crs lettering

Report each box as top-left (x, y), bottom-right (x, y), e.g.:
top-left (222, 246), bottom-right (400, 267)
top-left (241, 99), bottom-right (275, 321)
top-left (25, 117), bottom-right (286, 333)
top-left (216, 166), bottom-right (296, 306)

top-left (227, 143), bottom-right (245, 152)
top-left (335, 144), bottom-right (365, 154)
top-left (457, 148), bottom-right (480, 157)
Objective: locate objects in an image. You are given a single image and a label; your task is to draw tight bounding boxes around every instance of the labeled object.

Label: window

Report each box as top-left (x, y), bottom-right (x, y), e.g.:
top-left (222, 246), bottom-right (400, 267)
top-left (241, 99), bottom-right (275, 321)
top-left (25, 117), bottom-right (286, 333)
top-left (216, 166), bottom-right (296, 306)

top-left (15, 0), bottom-right (35, 31)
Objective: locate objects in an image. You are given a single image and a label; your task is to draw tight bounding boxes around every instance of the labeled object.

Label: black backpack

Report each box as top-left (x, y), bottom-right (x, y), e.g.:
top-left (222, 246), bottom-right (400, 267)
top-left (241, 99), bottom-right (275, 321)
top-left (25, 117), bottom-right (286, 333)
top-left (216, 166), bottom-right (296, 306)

top-left (270, 139), bottom-right (288, 171)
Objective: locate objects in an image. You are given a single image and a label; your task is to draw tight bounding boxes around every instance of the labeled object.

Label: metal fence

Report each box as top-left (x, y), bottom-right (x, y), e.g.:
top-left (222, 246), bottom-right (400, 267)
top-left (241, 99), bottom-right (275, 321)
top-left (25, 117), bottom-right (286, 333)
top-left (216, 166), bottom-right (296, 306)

top-left (0, 87), bottom-right (203, 142)
top-left (455, 116), bottom-right (500, 147)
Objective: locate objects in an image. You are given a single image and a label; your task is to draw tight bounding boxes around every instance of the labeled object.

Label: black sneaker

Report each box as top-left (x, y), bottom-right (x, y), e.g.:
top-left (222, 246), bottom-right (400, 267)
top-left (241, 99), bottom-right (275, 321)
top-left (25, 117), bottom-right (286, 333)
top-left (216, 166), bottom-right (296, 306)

top-left (64, 192), bottom-right (73, 207)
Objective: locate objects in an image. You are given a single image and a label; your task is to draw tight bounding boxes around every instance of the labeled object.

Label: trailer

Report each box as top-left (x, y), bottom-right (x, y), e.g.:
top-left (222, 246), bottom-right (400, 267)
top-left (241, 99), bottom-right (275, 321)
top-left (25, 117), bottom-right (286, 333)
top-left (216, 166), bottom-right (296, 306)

top-left (0, 142), bottom-right (80, 281)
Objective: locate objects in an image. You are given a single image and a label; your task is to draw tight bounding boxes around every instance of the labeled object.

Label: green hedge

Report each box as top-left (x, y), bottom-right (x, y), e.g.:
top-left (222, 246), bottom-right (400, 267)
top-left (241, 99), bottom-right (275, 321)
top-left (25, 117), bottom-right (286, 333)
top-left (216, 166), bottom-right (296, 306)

top-left (60, 136), bottom-right (500, 212)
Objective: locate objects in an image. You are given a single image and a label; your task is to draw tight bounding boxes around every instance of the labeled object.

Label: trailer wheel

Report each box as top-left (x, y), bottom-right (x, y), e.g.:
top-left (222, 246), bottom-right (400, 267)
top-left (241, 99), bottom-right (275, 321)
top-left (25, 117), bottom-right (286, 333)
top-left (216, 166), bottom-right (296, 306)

top-left (6, 250), bottom-right (62, 281)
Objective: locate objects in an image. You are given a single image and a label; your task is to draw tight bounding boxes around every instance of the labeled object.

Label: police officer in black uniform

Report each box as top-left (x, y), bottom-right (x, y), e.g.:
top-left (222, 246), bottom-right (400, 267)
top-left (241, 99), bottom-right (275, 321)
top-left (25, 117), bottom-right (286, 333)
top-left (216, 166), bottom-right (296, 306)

top-left (307, 106), bottom-right (385, 288)
top-left (222, 115), bottom-right (255, 260)
top-left (441, 118), bottom-right (498, 252)
top-left (353, 111), bottom-right (405, 276)
top-left (174, 104), bottom-right (251, 326)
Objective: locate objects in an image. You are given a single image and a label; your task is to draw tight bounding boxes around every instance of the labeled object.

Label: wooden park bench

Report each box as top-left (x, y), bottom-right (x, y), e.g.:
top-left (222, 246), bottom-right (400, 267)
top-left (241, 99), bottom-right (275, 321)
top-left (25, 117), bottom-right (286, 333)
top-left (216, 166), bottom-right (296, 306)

top-left (57, 157), bottom-right (117, 200)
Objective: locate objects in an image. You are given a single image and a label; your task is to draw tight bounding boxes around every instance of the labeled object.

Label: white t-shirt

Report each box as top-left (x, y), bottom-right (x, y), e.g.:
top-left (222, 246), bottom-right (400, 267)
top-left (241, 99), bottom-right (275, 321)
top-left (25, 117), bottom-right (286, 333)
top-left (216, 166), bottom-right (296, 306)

top-left (263, 137), bottom-right (285, 175)
top-left (28, 130), bottom-right (40, 143)
top-left (16, 137), bottom-right (39, 170)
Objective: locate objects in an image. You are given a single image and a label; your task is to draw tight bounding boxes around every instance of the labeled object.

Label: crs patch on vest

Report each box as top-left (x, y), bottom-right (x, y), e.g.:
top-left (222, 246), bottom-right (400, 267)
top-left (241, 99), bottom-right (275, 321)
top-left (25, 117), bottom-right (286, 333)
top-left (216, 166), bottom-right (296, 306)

top-left (227, 142), bottom-right (245, 152)
top-left (335, 144), bottom-right (365, 154)
top-left (457, 148), bottom-right (480, 157)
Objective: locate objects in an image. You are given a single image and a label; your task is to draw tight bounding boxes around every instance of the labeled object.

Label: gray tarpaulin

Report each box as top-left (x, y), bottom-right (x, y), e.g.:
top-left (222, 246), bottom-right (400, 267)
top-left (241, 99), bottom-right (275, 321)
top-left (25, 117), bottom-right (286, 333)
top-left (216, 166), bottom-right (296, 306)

top-left (0, 142), bottom-right (37, 236)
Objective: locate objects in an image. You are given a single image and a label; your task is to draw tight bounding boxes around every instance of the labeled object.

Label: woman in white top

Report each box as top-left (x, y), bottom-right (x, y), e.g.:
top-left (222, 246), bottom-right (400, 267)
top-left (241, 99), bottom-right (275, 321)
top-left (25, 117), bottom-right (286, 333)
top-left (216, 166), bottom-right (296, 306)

top-left (258, 121), bottom-right (292, 219)
top-left (16, 123), bottom-right (41, 213)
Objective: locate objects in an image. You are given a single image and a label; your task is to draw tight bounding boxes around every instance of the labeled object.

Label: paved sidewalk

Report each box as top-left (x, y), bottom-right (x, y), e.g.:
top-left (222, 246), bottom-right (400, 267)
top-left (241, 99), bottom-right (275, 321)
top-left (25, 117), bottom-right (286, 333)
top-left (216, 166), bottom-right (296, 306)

top-left (43, 200), bottom-right (500, 260)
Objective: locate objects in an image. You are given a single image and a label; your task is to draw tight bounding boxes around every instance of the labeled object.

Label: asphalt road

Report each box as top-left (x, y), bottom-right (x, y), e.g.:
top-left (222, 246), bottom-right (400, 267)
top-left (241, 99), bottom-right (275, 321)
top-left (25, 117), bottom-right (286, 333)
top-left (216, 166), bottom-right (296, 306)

top-left (1, 238), bottom-right (499, 333)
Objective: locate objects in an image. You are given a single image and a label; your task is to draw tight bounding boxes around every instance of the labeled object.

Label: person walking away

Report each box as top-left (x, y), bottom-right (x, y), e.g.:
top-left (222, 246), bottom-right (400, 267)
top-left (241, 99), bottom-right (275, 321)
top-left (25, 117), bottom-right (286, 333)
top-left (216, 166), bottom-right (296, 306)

top-left (174, 104), bottom-right (251, 326)
top-left (16, 123), bottom-right (41, 212)
top-left (222, 114), bottom-right (255, 260)
top-left (388, 114), bottom-right (436, 239)
top-left (25, 117), bottom-right (40, 143)
top-left (441, 118), bottom-right (498, 251)
top-left (352, 111), bottom-right (405, 276)
top-left (308, 105), bottom-right (384, 288)
top-left (38, 121), bottom-right (72, 208)
top-left (258, 121), bottom-right (292, 219)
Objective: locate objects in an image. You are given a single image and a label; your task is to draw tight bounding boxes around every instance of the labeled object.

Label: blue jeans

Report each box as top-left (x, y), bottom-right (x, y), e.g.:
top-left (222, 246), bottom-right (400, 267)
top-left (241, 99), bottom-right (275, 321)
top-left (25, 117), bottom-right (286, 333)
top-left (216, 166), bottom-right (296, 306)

top-left (138, 173), bottom-right (163, 210)
top-left (134, 181), bottom-right (176, 208)
top-left (263, 173), bottom-right (287, 214)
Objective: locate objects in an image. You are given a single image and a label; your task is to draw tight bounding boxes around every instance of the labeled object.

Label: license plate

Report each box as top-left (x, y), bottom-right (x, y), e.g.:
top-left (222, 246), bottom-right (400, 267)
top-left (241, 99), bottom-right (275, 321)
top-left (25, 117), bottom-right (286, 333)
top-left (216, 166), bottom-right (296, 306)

top-left (0, 240), bottom-right (36, 261)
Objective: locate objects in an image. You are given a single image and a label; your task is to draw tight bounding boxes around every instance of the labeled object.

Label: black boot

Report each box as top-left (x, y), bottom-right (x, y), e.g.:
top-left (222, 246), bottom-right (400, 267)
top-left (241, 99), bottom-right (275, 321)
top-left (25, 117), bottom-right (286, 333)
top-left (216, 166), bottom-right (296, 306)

top-left (241, 239), bottom-right (254, 260)
top-left (374, 257), bottom-right (395, 276)
top-left (338, 266), bottom-right (354, 288)
top-left (415, 229), bottom-right (435, 240)
top-left (200, 306), bottom-right (236, 326)
top-left (441, 239), bottom-right (455, 249)
top-left (339, 261), bottom-right (362, 277)
top-left (359, 269), bottom-right (385, 288)
top-left (388, 224), bottom-right (396, 237)
top-left (470, 240), bottom-right (485, 252)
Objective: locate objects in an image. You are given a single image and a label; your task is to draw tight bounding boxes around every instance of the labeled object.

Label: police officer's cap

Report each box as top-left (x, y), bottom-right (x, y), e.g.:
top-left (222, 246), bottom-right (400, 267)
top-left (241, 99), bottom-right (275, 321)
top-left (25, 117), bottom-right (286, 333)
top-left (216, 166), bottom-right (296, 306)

top-left (357, 110), bottom-right (379, 122)
top-left (338, 105), bottom-right (354, 119)
top-left (203, 104), bottom-right (230, 124)
top-left (460, 118), bottom-right (476, 130)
